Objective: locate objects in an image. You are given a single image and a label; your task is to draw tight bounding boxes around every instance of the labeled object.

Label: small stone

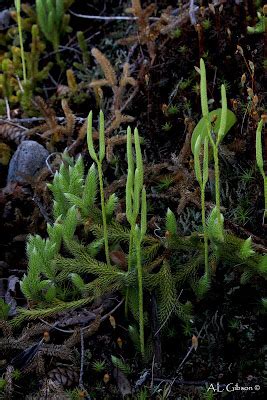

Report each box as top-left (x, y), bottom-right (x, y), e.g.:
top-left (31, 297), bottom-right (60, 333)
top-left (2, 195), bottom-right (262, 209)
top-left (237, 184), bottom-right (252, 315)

top-left (0, 10), bottom-right (10, 30)
top-left (7, 141), bottom-right (49, 184)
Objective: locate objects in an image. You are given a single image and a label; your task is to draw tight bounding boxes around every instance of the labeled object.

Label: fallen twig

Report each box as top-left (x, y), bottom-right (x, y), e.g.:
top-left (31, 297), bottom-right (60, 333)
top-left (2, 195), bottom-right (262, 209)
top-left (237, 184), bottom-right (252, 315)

top-left (176, 322), bottom-right (206, 373)
top-left (39, 298), bottom-right (124, 334)
top-left (79, 330), bottom-right (85, 389)
top-left (0, 117), bottom-right (86, 124)
top-left (69, 10), bottom-right (160, 21)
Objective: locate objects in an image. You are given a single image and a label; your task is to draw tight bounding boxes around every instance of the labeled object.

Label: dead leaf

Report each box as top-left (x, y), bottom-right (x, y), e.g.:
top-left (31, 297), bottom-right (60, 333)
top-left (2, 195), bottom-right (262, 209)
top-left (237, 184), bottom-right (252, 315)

top-left (192, 334), bottom-right (198, 351)
top-left (103, 373), bottom-right (110, 384)
top-left (109, 315), bottom-right (116, 329)
top-left (110, 250), bottom-right (127, 269)
top-left (117, 337), bottom-right (123, 348)
top-left (4, 275), bottom-right (19, 316)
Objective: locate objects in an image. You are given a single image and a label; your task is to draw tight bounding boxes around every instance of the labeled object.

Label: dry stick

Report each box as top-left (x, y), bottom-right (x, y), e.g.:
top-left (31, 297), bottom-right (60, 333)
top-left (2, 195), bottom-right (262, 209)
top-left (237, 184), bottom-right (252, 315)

top-left (0, 119), bottom-right (28, 131)
top-left (41, 31), bottom-right (101, 61)
top-left (117, 86), bottom-right (139, 115)
top-left (32, 195), bottom-right (53, 224)
top-left (176, 322), bottom-right (206, 373)
top-left (69, 10), bottom-right (160, 21)
top-left (15, 75), bottom-right (23, 92)
top-left (39, 299), bottom-right (124, 334)
top-left (45, 152), bottom-right (62, 175)
top-left (70, 2), bottom-right (199, 27)
top-left (0, 116), bottom-right (86, 123)
top-left (69, 2), bottom-right (200, 53)
top-left (240, 101), bottom-right (250, 137)
top-left (189, 0), bottom-right (197, 24)
top-left (153, 322), bottom-right (207, 397)
top-left (4, 97), bottom-right (11, 120)
top-left (79, 330), bottom-right (85, 389)
top-left (150, 354), bottom-right (155, 393)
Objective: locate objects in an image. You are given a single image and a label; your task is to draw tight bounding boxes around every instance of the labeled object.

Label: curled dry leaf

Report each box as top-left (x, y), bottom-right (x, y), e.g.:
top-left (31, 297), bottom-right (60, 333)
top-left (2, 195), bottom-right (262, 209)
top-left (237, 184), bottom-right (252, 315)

top-left (103, 373), bottom-right (110, 384)
top-left (109, 315), bottom-right (116, 329)
top-left (192, 334), bottom-right (198, 351)
top-left (110, 250), bottom-right (127, 269)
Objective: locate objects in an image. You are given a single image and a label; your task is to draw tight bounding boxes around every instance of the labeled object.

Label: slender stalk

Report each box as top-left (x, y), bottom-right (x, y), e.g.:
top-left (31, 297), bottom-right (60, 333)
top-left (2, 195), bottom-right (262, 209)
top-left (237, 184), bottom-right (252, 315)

top-left (201, 186), bottom-right (209, 275)
top-left (15, 0), bottom-right (27, 83)
top-left (264, 177), bottom-right (267, 219)
top-left (193, 136), bottom-right (209, 276)
top-left (97, 161), bottom-right (110, 266)
top-left (125, 127), bottom-right (144, 321)
top-left (128, 225), bottom-right (135, 270)
top-left (200, 60), bottom-right (227, 228)
top-left (255, 119), bottom-right (267, 222)
top-left (125, 128), bottom-right (146, 356)
top-left (124, 226), bottom-right (134, 317)
top-left (87, 110), bottom-right (110, 266)
top-left (213, 146), bottom-right (222, 224)
top-left (135, 232), bottom-right (144, 357)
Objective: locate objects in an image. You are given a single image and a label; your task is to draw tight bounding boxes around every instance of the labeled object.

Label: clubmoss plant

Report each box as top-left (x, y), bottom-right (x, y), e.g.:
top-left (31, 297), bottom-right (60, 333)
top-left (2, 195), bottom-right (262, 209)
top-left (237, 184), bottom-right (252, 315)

top-left (26, 24), bottom-right (53, 86)
top-left (190, 58), bottom-right (236, 295)
top-left (200, 58), bottom-right (226, 226)
top-left (111, 355), bottom-right (132, 375)
top-left (193, 134), bottom-right (210, 293)
top-left (125, 126), bottom-right (146, 356)
top-left (36, 0), bottom-right (71, 64)
top-left (76, 31), bottom-right (90, 65)
top-left (0, 299), bottom-right (10, 321)
top-left (15, 102), bottom-right (267, 357)
top-left (0, 23), bottom-right (52, 115)
top-left (247, 9), bottom-right (267, 34)
top-left (192, 59), bottom-right (236, 232)
top-left (255, 118), bottom-right (267, 222)
top-left (134, 186), bottom-right (147, 357)
top-left (126, 127), bottom-right (144, 269)
top-left (87, 111), bottom-right (111, 266)
top-left (91, 360), bottom-right (106, 373)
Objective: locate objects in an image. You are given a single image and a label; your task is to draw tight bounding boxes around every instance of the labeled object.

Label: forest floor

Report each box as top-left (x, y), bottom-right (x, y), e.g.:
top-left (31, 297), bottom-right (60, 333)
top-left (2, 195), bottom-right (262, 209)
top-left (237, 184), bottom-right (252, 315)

top-left (0, 1), bottom-right (266, 399)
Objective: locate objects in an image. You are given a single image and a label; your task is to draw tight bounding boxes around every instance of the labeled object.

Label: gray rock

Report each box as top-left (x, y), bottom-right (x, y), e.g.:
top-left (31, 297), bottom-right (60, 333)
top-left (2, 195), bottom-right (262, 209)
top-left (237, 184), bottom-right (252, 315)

top-left (7, 140), bottom-right (49, 184)
top-left (0, 10), bottom-right (10, 30)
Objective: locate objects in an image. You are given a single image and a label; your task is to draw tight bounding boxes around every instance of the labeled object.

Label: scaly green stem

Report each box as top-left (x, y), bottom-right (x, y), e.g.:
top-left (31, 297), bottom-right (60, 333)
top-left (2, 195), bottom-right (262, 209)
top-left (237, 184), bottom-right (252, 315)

top-left (201, 186), bottom-right (209, 276)
top-left (136, 235), bottom-right (144, 357)
top-left (97, 161), bottom-right (110, 266)
top-left (213, 146), bottom-right (222, 225)
top-left (128, 225), bottom-right (135, 270)
top-left (125, 226), bottom-right (134, 316)
top-left (208, 134), bottom-right (222, 225)
top-left (264, 177), bottom-right (267, 219)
